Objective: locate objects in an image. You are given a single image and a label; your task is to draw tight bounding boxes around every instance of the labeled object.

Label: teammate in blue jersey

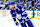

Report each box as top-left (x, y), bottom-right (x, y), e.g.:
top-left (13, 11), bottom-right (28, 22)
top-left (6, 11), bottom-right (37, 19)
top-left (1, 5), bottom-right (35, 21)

top-left (9, 2), bottom-right (34, 27)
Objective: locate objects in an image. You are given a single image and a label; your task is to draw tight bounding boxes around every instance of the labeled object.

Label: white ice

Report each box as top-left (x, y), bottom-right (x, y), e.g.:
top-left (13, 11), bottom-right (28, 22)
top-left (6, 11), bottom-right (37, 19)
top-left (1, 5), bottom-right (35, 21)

top-left (0, 15), bottom-right (40, 27)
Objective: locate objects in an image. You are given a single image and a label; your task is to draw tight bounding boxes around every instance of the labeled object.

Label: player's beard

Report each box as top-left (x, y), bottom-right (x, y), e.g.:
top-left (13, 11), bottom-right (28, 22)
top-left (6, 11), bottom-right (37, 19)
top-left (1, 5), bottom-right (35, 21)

top-left (12, 6), bottom-right (15, 9)
top-left (12, 6), bottom-right (16, 11)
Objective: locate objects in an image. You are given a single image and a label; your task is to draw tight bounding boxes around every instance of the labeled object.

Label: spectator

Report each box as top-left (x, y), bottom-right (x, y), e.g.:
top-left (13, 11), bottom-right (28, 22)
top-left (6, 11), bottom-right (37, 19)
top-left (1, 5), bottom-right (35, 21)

top-left (24, 1), bottom-right (29, 10)
top-left (25, 7), bottom-right (28, 10)
top-left (29, 0), bottom-right (34, 10)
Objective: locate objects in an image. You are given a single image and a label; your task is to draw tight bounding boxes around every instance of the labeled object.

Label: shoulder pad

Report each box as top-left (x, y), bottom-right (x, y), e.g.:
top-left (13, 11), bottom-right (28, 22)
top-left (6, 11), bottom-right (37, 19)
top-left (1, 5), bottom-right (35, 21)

top-left (17, 6), bottom-right (22, 9)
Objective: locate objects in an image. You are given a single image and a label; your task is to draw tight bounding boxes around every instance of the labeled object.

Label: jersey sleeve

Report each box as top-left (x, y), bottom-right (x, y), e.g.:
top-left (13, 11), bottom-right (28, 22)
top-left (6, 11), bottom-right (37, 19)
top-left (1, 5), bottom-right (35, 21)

top-left (21, 8), bottom-right (27, 18)
top-left (10, 9), bottom-right (19, 25)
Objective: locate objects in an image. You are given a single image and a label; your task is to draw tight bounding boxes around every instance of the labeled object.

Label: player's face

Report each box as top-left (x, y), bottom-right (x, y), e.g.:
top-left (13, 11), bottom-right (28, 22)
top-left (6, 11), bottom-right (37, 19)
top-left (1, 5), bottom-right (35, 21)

top-left (11, 4), bottom-right (15, 8)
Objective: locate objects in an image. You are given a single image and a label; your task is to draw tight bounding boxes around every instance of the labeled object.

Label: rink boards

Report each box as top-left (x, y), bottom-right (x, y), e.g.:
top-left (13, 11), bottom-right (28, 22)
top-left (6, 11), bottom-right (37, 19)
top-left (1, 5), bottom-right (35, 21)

top-left (0, 10), bottom-right (40, 20)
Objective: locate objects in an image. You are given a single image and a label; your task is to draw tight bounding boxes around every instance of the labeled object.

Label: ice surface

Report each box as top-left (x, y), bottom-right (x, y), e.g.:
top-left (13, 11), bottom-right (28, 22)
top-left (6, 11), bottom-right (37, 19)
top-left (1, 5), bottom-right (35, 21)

top-left (0, 16), bottom-right (21, 27)
top-left (0, 15), bottom-right (40, 27)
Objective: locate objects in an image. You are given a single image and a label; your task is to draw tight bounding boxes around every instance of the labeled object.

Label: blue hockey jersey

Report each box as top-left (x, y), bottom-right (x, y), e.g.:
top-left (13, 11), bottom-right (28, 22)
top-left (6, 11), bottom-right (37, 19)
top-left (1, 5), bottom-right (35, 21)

top-left (10, 6), bottom-right (27, 19)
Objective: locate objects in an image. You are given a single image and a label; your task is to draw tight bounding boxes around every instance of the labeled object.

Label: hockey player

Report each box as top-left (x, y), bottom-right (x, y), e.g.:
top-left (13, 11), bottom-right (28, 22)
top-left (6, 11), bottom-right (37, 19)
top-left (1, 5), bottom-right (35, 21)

top-left (9, 2), bottom-right (34, 27)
